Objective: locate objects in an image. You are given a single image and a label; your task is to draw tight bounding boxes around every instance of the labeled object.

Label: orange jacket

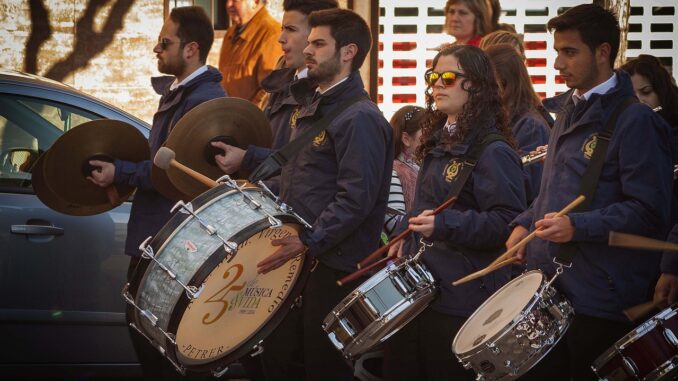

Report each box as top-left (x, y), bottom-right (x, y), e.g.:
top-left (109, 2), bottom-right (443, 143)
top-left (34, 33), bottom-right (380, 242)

top-left (218, 7), bottom-right (281, 108)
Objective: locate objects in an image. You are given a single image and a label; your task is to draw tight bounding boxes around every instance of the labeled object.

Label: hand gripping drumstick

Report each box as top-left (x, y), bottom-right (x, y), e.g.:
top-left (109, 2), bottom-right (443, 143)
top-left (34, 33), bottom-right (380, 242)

top-left (356, 197), bottom-right (458, 270)
top-left (154, 147), bottom-right (219, 188)
top-left (608, 231), bottom-right (678, 252)
top-left (454, 195), bottom-right (586, 286)
top-left (487, 195), bottom-right (586, 268)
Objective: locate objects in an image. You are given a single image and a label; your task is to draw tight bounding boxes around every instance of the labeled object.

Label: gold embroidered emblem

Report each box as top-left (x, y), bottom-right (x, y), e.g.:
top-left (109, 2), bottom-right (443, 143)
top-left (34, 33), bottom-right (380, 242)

top-left (444, 160), bottom-right (463, 182)
top-left (289, 106), bottom-right (301, 129)
top-left (313, 131), bottom-right (327, 146)
top-left (582, 134), bottom-right (597, 159)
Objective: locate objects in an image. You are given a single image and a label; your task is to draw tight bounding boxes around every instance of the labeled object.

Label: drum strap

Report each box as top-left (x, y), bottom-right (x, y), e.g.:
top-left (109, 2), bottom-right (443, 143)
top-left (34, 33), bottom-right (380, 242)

top-left (555, 96), bottom-right (637, 266)
top-left (248, 94), bottom-right (368, 183)
top-left (443, 132), bottom-right (507, 202)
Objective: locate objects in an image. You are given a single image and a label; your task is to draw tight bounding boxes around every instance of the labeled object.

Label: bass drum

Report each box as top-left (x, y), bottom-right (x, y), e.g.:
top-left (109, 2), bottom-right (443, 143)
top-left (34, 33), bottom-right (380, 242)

top-left (124, 182), bottom-right (310, 375)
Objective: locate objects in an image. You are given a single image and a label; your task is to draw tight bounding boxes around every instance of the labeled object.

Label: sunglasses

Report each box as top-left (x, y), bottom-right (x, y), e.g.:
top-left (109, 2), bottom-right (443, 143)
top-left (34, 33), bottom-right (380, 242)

top-left (158, 37), bottom-right (181, 50)
top-left (424, 70), bottom-right (466, 87)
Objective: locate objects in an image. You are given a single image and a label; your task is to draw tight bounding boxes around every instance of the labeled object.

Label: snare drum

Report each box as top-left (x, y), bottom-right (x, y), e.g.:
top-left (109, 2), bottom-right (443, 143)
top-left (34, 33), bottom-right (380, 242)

top-left (592, 305), bottom-right (678, 381)
top-left (453, 270), bottom-right (574, 380)
top-left (323, 257), bottom-right (436, 359)
top-left (124, 182), bottom-right (311, 375)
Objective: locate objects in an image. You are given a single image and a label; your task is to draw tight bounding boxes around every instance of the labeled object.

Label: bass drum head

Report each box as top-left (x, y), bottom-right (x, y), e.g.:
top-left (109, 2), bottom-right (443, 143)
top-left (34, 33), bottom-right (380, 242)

top-left (171, 221), bottom-right (307, 370)
top-left (453, 270), bottom-right (543, 355)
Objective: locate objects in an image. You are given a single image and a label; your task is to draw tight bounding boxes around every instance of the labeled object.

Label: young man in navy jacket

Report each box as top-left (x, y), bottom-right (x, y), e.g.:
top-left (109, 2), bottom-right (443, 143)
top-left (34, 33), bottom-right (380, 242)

top-left (506, 4), bottom-right (673, 380)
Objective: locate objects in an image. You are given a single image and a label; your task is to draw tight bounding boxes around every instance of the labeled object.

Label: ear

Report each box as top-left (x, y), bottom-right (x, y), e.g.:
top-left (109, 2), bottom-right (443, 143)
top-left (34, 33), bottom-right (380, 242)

top-left (596, 42), bottom-right (612, 66)
top-left (401, 131), bottom-right (412, 148)
top-left (184, 41), bottom-right (200, 61)
top-left (341, 43), bottom-right (358, 64)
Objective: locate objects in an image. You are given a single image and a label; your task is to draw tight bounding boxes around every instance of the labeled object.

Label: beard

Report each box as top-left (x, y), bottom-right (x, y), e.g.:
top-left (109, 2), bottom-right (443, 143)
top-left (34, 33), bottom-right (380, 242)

top-left (158, 55), bottom-right (186, 77)
top-left (307, 51), bottom-right (341, 84)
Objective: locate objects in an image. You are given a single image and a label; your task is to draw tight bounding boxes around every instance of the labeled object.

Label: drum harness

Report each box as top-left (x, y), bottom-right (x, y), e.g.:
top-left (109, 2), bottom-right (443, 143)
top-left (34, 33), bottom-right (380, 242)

top-left (549, 96), bottom-right (637, 283)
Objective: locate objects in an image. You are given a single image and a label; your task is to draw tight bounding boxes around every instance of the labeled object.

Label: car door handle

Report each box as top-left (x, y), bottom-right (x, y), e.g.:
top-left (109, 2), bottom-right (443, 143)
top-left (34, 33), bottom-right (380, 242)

top-left (11, 225), bottom-right (64, 236)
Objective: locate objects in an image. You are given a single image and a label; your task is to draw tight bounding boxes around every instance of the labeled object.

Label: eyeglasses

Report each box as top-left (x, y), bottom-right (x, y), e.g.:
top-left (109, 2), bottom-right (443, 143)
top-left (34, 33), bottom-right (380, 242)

top-left (424, 70), bottom-right (466, 87)
top-left (158, 37), bottom-right (181, 50)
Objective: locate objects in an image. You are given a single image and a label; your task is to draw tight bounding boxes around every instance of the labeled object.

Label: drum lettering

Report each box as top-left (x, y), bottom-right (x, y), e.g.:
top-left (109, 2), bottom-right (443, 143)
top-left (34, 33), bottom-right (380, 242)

top-left (202, 264), bottom-right (246, 325)
top-left (268, 283), bottom-right (289, 313)
top-left (244, 287), bottom-right (273, 297)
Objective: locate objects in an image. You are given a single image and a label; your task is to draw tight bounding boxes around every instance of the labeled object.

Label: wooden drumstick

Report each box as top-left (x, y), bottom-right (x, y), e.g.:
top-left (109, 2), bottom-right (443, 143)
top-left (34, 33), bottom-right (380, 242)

top-left (337, 254), bottom-right (394, 286)
top-left (488, 195), bottom-right (586, 267)
top-left (357, 197), bottom-right (458, 269)
top-left (609, 231), bottom-right (678, 252)
top-left (154, 147), bottom-right (219, 188)
top-left (452, 256), bottom-right (521, 286)
top-left (623, 297), bottom-right (667, 322)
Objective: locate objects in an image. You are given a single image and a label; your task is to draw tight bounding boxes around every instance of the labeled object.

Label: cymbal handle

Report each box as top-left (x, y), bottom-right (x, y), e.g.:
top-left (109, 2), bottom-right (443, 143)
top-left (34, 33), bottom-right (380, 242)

top-left (105, 186), bottom-right (121, 207)
top-left (169, 159), bottom-right (219, 188)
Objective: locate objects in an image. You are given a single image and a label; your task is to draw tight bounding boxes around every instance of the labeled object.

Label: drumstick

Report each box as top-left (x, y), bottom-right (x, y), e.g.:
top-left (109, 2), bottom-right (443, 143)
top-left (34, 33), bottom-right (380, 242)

top-left (337, 254), bottom-right (393, 286)
top-left (357, 197), bottom-right (458, 269)
top-left (452, 256), bottom-right (521, 286)
top-left (623, 297), bottom-right (667, 322)
top-left (609, 231), bottom-right (678, 252)
top-left (154, 147), bottom-right (219, 188)
top-left (488, 195), bottom-right (586, 267)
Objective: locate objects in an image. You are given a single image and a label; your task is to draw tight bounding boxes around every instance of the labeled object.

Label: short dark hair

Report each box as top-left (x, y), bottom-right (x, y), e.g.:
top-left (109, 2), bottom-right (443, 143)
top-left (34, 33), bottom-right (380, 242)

top-left (308, 8), bottom-right (371, 72)
top-left (170, 6), bottom-right (214, 64)
top-left (283, 0), bottom-right (338, 15)
top-left (546, 4), bottom-right (620, 68)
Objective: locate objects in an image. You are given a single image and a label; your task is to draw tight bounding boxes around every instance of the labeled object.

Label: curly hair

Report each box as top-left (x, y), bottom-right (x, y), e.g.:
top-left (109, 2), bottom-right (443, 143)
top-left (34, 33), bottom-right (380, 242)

top-left (418, 45), bottom-right (512, 160)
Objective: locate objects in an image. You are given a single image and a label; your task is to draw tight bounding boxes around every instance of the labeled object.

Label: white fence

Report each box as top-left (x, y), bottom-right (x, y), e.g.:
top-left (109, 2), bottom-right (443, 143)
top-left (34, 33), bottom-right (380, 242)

top-left (378, 0), bottom-right (678, 120)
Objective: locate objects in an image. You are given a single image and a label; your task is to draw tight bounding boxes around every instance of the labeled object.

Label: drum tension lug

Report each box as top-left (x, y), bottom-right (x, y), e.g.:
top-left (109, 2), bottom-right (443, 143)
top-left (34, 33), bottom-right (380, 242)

top-left (212, 366), bottom-right (230, 378)
top-left (251, 340), bottom-right (265, 356)
top-left (187, 284), bottom-right (204, 299)
top-left (294, 295), bottom-right (303, 308)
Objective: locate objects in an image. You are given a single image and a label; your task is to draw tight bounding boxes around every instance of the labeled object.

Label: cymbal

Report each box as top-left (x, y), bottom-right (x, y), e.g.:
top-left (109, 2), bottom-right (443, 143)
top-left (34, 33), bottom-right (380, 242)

top-left (37, 120), bottom-right (149, 216)
top-left (161, 97), bottom-right (272, 199)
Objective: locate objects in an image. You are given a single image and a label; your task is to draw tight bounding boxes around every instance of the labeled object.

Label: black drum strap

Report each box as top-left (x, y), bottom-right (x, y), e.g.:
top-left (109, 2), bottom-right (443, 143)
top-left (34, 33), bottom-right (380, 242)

top-left (248, 94), bottom-right (367, 183)
top-left (555, 96), bottom-right (637, 266)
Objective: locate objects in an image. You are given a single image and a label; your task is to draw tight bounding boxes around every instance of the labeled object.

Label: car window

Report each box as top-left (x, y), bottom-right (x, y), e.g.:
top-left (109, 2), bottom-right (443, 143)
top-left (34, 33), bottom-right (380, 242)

top-left (0, 93), bottom-right (99, 190)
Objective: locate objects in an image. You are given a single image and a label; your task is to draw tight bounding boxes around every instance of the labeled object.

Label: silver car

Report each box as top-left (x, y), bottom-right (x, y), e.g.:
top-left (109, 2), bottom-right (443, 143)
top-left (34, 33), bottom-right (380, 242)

top-left (0, 69), bottom-right (146, 379)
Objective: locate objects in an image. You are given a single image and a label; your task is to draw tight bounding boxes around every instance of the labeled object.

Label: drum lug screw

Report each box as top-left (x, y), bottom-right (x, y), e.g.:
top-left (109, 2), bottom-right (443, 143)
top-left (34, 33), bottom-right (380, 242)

top-left (251, 340), bottom-right (265, 356)
top-left (187, 284), bottom-right (204, 299)
top-left (487, 343), bottom-right (501, 355)
top-left (212, 366), bottom-right (230, 378)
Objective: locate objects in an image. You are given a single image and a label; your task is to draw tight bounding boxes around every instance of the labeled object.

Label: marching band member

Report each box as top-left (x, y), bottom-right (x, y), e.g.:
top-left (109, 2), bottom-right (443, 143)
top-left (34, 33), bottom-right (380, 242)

top-left (87, 7), bottom-right (226, 380)
top-left (383, 44), bottom-right (526, 381)
top-left (506, 5), bottom-right (673, 380)
top-left (254, 9), bottom-right (392, 381)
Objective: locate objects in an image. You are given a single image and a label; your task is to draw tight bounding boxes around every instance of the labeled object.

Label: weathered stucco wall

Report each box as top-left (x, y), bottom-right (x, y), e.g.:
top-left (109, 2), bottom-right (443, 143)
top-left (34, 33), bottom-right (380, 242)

top-left (0, 0), bottom-right (286, 124)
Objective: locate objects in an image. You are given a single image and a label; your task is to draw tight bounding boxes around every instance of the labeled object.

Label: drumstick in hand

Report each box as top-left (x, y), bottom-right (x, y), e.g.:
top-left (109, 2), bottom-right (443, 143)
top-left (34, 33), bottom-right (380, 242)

top-left (452, 256), bottom-right (521, 286)
top-left (489, 195), bottom-right (586, 267)
top-left (624, 297), bottom-right (667, 322)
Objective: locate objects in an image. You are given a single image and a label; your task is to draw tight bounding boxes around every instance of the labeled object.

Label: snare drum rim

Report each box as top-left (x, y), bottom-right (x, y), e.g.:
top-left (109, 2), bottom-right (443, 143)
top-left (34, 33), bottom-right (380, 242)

top-left (452, 270), bottom-right (546, 358)
top-left (167, 215), bottom-right (311, 372)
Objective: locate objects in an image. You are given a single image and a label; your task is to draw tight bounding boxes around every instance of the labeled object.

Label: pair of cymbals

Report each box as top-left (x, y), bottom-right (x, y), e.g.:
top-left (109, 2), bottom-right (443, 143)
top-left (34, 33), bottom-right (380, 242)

top-left (32, 120), bottom-right (149, 216)
top-left (152, 97), bottom-right (272, 201)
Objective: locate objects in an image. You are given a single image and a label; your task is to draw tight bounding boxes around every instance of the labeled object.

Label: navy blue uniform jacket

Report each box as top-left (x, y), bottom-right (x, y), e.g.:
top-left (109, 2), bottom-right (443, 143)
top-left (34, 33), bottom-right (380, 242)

top-left (402, 126), bottom-right (526, 317)
top-left (279, 72), bottom-right (393, 273)
top-left (114, 67), bottom-right (226, 256)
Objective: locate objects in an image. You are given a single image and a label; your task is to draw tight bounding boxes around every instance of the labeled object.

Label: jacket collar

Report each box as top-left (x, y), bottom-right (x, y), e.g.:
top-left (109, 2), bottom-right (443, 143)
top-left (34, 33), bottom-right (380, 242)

top-left (290, 71), bottom-right (366, 118)
top-left (151, 65), bottom-right (223, 112)
top-left (262, 67), bottom-right (299, 114)
top-left (225, 7), bottom-right (271, 43)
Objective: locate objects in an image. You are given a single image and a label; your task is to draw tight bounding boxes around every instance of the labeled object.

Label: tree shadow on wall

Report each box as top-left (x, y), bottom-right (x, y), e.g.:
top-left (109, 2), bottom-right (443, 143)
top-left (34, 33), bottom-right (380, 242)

top-left (24, 0), bottom-right (135, 83)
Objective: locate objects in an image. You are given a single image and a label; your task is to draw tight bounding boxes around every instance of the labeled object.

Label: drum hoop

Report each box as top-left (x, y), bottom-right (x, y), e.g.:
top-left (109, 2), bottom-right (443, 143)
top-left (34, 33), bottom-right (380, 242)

top-left (165, 215), bottom-right (311, 372)
top-left (453, 270), bottom-right (546, 357)
top-left (614, 306), bottom-right (678, 350)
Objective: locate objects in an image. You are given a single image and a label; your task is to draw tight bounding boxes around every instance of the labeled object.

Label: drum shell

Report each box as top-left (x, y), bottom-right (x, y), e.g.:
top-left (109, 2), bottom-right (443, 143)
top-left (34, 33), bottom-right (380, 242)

top-left (592, 306), bottom-right (678, 381)
top-left (323, 258), bottom-right (437, 359)
top-left (453, 270), bottom-right (574, 381)
top-left (126, 183), bottom-right (310, 373)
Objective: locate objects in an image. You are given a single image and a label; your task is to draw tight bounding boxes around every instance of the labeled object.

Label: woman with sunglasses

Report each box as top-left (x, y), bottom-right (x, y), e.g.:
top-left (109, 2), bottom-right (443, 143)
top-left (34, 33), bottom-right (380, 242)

top-left (382, 45), bottom-right (527, 381)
